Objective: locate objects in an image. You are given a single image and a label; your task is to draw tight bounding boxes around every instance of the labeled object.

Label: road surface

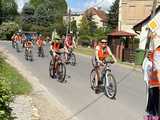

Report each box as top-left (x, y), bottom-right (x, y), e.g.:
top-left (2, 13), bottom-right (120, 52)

top-left (0, 41), bottom-right (146, 120)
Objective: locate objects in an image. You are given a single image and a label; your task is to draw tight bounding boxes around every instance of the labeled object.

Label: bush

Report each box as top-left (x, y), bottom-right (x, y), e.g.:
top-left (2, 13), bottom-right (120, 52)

top-left (0, 22), bottom-right (19, 40)
top-left (0, 77), bottom-right (14, 120)
top-left (79, 35), bottom-right (91, 47)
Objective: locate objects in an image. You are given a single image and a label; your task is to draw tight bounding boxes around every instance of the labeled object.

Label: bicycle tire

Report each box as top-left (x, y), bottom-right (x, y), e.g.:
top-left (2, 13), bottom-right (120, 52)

top-left (90, 69), bottom-right (97, 90)
top-left (70, 53), bottom-right (76, 66)
top-left (104, 73), bottom-right (117, 99)
top-left (49, 60), bottom-right (55, 78)
top-left (29, 50), bottom-right (33, 61)
top-left (57, 63), bottom-right (66, 83)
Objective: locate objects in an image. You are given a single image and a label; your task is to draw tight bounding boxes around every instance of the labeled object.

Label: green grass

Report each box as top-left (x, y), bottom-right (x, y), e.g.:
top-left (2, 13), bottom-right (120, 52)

top-left (75, 47), bottom-right (95, 56)
top-left (0, 55), bottom-right (32, 95)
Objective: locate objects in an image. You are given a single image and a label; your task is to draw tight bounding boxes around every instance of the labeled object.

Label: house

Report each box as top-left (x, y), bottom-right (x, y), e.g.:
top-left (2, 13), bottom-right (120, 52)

top-left (84, 7), bottom-right (108, 28)
top-left (119, 0), bottom-right (160, 33)
top-left (133, 5), bottom-right (160, 50)
top-left (63, 12), bottom-right (83, 28)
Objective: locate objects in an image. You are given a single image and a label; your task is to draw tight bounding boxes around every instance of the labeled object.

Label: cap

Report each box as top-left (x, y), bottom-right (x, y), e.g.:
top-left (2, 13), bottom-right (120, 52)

top-left (101, 39), bottom-right (107, 43)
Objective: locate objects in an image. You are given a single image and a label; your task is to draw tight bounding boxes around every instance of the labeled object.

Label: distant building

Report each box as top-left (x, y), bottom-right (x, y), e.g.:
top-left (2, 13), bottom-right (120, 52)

top-left (119, 0), bottom-right (160, 33)
top-left (84, 7), bottom-right (108, 28)
top-left (63, 7), bottom-right (108, 29)
top-left (63, 12), bottom-right (83, 28)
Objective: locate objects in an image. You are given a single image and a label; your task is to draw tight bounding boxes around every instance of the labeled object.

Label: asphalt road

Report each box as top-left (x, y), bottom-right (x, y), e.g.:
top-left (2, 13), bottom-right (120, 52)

top-left (0, 41), bottom-right (146, 120)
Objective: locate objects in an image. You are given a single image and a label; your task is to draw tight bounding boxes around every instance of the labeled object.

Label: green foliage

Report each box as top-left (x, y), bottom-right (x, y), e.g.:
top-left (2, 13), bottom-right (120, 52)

top-left (79, 16), bottom-right (90, 35)
top-left (0, 77), bottom-right (14, 120)
top-left (71, 20), bottom-right (77, 36)
top-left (108, 0), bottom-right (119, 29)
top-left (0, 22), bottom-right (19, 40)
top-left (0, 56), bottom-right (14, 120)
top-left (1, 0), bottom-right (18, 22)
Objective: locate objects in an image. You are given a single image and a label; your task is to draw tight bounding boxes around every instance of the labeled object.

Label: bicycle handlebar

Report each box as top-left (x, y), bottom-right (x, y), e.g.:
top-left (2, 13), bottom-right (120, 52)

top-left (104, 61), bottom-right (115, 64)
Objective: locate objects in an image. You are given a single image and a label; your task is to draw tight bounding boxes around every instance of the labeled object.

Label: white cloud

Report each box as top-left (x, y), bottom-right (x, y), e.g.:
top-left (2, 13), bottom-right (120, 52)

top-left (85, 0), bottom-right (115, 11)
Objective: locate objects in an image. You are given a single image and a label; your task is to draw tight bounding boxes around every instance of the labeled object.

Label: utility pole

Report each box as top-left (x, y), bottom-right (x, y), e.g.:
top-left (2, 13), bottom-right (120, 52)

top-left (69, 8), bottom-right (71, 33)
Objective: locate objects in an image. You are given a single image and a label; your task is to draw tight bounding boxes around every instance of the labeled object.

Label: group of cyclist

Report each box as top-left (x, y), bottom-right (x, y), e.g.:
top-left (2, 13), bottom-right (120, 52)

top-left (11, 32), bottom-right (77, 62)
top-left (11, 31), bottom-right (117, 94)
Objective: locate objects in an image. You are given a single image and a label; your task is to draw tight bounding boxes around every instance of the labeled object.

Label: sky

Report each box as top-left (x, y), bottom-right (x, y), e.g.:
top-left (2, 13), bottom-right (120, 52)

top-left (15, 0), bottom-right (115, 13)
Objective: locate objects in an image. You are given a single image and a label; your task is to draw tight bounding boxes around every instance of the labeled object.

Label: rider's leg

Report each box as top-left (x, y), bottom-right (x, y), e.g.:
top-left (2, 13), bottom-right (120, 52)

top-left (95, 66), bottom-right (101, 94)
top-left (64, 47), bottom-right (69, 62)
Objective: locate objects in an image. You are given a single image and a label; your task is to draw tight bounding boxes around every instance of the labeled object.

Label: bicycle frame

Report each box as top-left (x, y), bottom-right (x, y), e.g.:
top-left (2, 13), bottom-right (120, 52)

top-left (101, 63), bottom-right (112, 86)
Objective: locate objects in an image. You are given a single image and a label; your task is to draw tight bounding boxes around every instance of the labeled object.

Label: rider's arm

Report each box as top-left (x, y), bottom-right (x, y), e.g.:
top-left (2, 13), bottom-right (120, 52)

top-left (107, 47), bottom-right (117, 63)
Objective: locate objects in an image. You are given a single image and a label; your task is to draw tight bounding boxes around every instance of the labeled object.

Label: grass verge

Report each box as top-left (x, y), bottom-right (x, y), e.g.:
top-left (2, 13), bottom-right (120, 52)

top-left (0, 54), bottom-right (32, 95)
top-left (75, 47), bottom-right (94, 56)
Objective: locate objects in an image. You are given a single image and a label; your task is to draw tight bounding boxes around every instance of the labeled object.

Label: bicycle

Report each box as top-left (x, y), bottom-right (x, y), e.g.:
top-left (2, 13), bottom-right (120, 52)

top-left (15, 41), bottom-right (21, 52)
top-left (65, 48), bottom-right (76, 66)
top-left (49, 52), bottom-right (66, 83)
top-left (38, 46), bottom-right (45, 57)
top-left (90, 60), bottom-right (117, 99)
top-left (25, 47), bottom-right (33, 61)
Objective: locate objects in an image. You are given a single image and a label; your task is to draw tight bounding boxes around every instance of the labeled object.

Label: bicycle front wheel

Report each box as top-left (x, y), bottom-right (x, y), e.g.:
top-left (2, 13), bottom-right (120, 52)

top-left (104, 73), bottom-right (117, 99)
top-left (57, 63), bottom-right (66, 83)
top-left (70, 53), bottom-right (76, 66)
top-left (90, 69), bottom-right (97, 90)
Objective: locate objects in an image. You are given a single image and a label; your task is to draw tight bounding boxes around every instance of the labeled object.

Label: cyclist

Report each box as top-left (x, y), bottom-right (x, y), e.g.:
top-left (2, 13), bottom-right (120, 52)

top-left (36, 34), bottom-right (45, 55)
top-left (11, 33), bottom-right (16, 47)
top-left (49, 38), bottom-right (62, 58)
top-left (64, 33), bottom-right (76, 62)
top-left (94, 39), bottom-right (117, 93)
top-left (24, 40), bottom-right (33, 49)
top-left (49, 38), bottom-right (63, 77)
top-left (15, 32), bottom-right (22, 43)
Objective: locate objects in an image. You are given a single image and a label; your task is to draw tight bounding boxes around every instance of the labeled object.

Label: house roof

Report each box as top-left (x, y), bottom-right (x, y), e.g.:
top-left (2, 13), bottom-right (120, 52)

top-left (84, 7), bottom-right (108, 22)
top-left (108, 30), bottom-right (136, 37)
top-left (133, 5), bottom-right (160, 32)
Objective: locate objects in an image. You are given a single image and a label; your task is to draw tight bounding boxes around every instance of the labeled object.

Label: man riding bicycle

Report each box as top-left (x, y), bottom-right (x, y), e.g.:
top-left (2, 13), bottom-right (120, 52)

top-left (64, 33), bottom-right (76, 62)
top-left (94, 39), bottom-right (117, 93)
top-left (49, 38), bottom-right (63, 77)
top-left (36, 34), bottom-right (45, 56)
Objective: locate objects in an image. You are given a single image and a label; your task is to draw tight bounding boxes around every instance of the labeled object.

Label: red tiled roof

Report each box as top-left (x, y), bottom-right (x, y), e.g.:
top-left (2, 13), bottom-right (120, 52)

top-left (85, 7), bottom-right (108, 22)
top-left (108, 30), bottom-right (136, 37)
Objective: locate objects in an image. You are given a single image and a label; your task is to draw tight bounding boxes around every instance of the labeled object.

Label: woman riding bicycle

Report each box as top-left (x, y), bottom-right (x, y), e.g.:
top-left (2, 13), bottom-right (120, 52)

top-left (94, 39), bottom-right (117, 93)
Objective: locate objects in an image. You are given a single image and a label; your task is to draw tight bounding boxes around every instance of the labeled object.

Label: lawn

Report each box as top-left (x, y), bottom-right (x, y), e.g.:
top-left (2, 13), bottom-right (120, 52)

top-left (0, 54), bottom-right (32, 95)
top-left (75, 47), bottom-right (95, 56)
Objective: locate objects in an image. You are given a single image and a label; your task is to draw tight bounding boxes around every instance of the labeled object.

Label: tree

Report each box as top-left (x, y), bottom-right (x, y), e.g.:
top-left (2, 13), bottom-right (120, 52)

top-left (1, 0), bottom-right (18, 22)
top-left (79, 16), bottom-right (89, 35)
top-left (0, 0), bottom-right (2, 24)
top-left (23, 0), bottom-right (67, 33)
top-left (21, 3), bottom-right (35, 31)
top-left (71, 20), bottom-right (77, 36)
top-left (108, 0), bottom-right (119, 30)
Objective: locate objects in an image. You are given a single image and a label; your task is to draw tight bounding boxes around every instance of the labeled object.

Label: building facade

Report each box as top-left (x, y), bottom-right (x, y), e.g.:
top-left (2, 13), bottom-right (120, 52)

top-left (119, 0), bottom-right (160, 33)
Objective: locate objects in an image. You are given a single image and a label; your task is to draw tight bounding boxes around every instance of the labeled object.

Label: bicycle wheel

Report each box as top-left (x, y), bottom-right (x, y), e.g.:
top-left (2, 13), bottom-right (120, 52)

top-left (104, 73), bottom-right (117, 99)
top-left (49, 60), bottom-right (55, 78)
top-left (90, 69), bottom-right (97, 90)
top-left (12, 41), bottom-right (15, 48)
top-left (16, 43), bottom-right (20, 52)
top-left (69, 53), bottom-right (76, 66)
top-left (29, 50), bottom-right (33, 61)
top-left (25, 50), bottom-right (28, 60)
top-left (57, 63), bottom-right (66, 83)
top-left (41, 47), bottom-right (45, 57)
